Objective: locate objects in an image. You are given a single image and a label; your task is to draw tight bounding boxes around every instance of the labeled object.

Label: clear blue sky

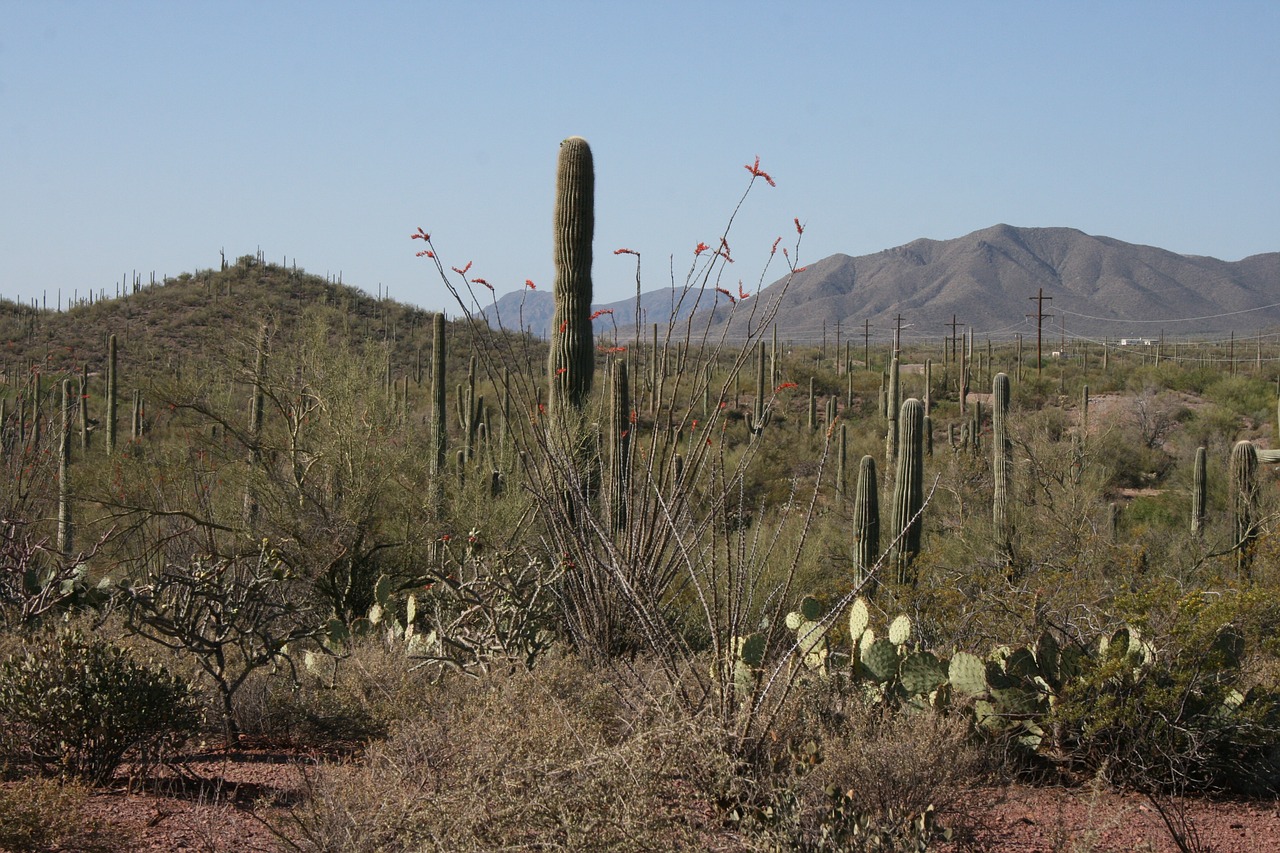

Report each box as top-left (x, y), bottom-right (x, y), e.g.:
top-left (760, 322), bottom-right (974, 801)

top-left (2, 2), bottom-right (1277, 315)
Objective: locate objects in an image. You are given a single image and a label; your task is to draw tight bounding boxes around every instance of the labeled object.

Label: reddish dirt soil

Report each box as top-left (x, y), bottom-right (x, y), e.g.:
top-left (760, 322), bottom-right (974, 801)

top-left (46, 754), bottom-right (1280, 852)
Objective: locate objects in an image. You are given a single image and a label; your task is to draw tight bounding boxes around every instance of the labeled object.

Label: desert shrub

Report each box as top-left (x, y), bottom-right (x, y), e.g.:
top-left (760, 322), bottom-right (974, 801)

top-left (0, 776), bottom-right (122, 852)
top-left (0, 631), bottom-right (199, 785)
top-left (1049, 599), bottom-right (1280, 795)
top-left (233, 634), bottom-right (436, 746)
top-left (740, 682), bottom-right (983, 849)
top-left (280, 652), bottom-right (739, 852)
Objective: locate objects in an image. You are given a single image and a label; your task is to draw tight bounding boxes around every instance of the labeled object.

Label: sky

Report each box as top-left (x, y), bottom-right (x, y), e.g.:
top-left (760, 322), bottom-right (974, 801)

top-left (2, 2), bottom-right (1277, 316)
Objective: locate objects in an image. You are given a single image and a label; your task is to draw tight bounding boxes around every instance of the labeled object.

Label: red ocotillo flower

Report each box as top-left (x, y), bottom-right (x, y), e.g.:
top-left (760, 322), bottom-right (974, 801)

top-left (525, 279), bottom-right (536, 290)
top-left (614, 248), bottom-right (638, 256)
top-left (738, 282), bottom-right (751, 300)
top-left (775, 382), bottom-right (798, 392)
top-left (694, 241), bottom-right (710, 256)
top-left (415, 250), bottom-right (434, 258)
top-left (744, 155), bottom-right (776, 187)
top-left (794, 217), bottom-right (805, 235)
top-left (716, 287), bottom-right (736, 304)
top-left (451, 261), bottom-right (473, 276)
top-left (411, 227), bottom-right (430, 241)
top-left (717, 238), bottom-right (734, 263)
top-left (589, 308), bottom-right (614, 320)
top-left (471, 277), bottom-right (493, 290)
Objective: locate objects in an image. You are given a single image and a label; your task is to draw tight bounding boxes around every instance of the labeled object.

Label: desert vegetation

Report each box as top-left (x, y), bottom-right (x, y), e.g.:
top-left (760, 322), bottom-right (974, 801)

top-left (1, 139), bottom-right (1278, 851)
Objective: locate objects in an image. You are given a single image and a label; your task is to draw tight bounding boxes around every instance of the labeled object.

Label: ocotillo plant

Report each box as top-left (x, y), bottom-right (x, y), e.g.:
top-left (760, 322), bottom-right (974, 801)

top-left (992, 372), bottom-right (1012, 562)
top-left (891, 398), bottom-right (925, 584)
top-left (853, 454), bottom-right (880, 596)
top-left (1230, 439), bottom-right (1258, 573)
top-left (1191, 445), bottom-right (1207, 538)
top-left (106, 333), bottom-right (118, 455)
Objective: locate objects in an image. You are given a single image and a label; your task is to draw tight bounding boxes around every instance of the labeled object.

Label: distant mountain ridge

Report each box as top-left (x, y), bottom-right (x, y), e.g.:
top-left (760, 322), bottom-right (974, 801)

top-left (489, 226), bottom-right (1279, 340)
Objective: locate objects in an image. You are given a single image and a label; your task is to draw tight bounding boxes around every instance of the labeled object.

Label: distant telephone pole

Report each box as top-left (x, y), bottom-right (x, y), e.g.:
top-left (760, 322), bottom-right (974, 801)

top-left (1028, 288), bottom-right (1054, 378)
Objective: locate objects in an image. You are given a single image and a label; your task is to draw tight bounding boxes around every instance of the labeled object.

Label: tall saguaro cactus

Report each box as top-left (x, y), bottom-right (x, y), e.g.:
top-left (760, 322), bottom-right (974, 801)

top-left (891, 398), bottom-right (925, 584)
top-left (548, 136), bottom-right (595, 418)
top-left (853, 455), bottom-right (880, 596)
top-left (992, 372), bottom-right (1012, 561)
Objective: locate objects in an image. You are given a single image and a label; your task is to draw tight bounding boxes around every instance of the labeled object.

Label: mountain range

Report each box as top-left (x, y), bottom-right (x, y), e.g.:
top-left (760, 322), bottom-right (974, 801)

top-left (487, 225), bottom-right (1279, 340)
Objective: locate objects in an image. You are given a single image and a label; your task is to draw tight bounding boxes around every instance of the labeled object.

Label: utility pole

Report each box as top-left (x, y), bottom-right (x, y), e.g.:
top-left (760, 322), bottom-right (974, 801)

top-left (863, 319), bottom-right (873, 372)
top-left (893, 314), bottom-right (905, 356)
top-left (1028, 288), bottom-right (1054, 378)
top-left (945, 314), bottom-right (963, 368)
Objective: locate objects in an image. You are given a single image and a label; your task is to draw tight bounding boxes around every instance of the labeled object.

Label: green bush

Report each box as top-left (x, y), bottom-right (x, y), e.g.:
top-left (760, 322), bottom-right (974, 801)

top-left (0, 631), bottom-right (199, 785)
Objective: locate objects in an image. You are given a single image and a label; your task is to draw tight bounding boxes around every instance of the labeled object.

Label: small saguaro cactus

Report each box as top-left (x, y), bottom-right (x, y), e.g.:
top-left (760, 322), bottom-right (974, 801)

top-left (58, 378), bottom-right (73, 557)
top-left (885, 354), bottom-right (900, 465)
top-left (548, 136), bottom-right (595, 418)
top-left (891, 398), bottom-right (925, 584)
top-left (106, 333), bottom-right (118, 455)
top-left (429, 313), bottom-right (448, 509)
top-left (608, 360), bottom-right (631, 533)
top-left (747, 341), bottom-right (769, 435)
top-left (992, 372), bottom-right (1012, 560)
top-left (852, 455), bottom-right (880, 595)
top-left (1191, 445), bottom-right (1207, 538)
top-left (1230, 440), bottom-right (1259, 573)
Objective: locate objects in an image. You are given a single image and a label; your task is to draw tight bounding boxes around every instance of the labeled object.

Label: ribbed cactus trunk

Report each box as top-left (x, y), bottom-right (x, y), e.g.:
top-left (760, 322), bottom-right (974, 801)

top-left (885, 354), bottom-right (900, 465)
top-left (57, 378), bottom-right (73, 557)
top-left (244, 324), bottom-right (268, 529)
top-left (608, 360), bottom-right (631, 533)
top-left (78, 364), bottom-right (89, 451)
top-left (891, 398), bottom-right (925, 584)
top-left (1230, 439), bottom-right (1258, 574)
top-left (548, 136), bottom-right (595, 418)
top-left (992, 372), bottom-right (1012, 563)
top-left (749, 341), bottom-right (768, 435)
top-left (852, 455), bottom-right (880, 596)
top-left (1191, 445), bottom-right (1207, 538)
top-left (106, 333), bottom-right (118, 455)
top-left (430, 313), bottom-right (447, 480)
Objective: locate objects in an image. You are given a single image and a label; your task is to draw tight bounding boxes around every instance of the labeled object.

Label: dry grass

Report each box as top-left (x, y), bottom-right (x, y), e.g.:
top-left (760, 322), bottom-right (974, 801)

top-left (275, 652), bottom-right (744, 852)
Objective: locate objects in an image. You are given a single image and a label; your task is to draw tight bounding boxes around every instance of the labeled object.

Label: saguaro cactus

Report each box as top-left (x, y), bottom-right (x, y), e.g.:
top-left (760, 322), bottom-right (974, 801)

top-left (608, 360), bottom-right (631, 533)
top-left (548, 136), bottom-right (595, 417)
top-left (885, 354), bottom-right (900, 464)
top-left (1230, 439), bottom-right (1258, 573)
top-left (430, 313), bottom-right (447, 483)
top-left (747, 341), bottom-right (769, 435)
top-left (853, 455), bottom-right (881, 595)
top-left (992, 372), bottom-right (1012, 560)
top-left (891, 398), bottom-right (925, 584)
top-left (1191, 445), bottom-right (1207, 538)
top-left (57, 379), bottom-right (73, 557)
top-left (106, 333), bottom-right (118, 455)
